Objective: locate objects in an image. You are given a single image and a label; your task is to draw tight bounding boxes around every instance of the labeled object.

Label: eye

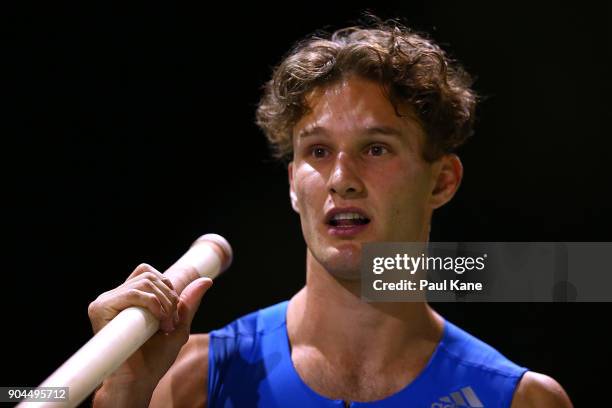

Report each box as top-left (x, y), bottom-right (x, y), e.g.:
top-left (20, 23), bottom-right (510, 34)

top-left (310, 146), bottom-right (329, 159)
top-left (367, 144), bottom-right (389, 156)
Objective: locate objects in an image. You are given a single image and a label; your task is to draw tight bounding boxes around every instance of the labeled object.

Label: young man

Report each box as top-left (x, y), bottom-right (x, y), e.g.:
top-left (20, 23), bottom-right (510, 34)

top-left (90, 20), bottom-right (573, 407)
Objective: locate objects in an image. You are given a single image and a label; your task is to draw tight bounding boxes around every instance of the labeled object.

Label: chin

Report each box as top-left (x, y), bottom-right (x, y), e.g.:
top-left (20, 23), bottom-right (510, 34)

top-left (320, 244), bottom-right (363, 281)
top-left (326, 267), bottom-right (361, 281)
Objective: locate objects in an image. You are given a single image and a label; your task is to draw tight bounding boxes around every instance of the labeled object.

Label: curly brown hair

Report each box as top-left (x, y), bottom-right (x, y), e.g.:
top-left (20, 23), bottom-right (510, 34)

top-left (255, 18), bottom-right (477, 163)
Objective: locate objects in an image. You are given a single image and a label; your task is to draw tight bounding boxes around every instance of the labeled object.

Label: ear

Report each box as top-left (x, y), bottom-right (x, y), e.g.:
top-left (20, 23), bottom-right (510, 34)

top-left (430, 154), bottom-right (463, 209)
top-left (288, 162), bottom-right (300, 213)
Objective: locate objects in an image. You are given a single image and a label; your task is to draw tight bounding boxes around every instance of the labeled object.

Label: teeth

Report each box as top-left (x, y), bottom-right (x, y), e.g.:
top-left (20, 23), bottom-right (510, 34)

top-left (331, 212), bottom-right (366, 221)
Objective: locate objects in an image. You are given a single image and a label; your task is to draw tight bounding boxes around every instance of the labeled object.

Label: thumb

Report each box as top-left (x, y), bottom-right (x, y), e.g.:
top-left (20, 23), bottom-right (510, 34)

top-left (176, 277), bottom-right (213, 329)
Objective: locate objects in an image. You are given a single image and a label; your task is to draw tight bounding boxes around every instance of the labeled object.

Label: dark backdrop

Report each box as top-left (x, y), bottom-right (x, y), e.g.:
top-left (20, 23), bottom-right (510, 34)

top-left (2, 2), bottom-right (611, 406)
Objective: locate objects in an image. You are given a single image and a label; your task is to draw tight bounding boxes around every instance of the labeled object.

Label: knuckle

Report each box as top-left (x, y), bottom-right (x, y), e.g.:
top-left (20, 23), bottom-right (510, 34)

top-left (143, 291), bottom-right (157, 302)
top-left (87, 301), bottom-right (98, 318)
top-left (126, 288), bottom-right (142, 299)
top-left (139, 279), bottom-right (156, 291)
top-left (146, 293), bottom-right (163, 310)
top-left (142, 272), bottom-right (158, 281)
top-left (135, 263), bottom-right (153, 272)
top-left (162, 277), bottom-right (175, 289)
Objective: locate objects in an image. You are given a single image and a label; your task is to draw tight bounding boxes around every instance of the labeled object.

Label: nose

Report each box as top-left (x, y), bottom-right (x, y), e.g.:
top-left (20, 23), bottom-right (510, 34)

top-left (327, 152), bottom-right (365, 198)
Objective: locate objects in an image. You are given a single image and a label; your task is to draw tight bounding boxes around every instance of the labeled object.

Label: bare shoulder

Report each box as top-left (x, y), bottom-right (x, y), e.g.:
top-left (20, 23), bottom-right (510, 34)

top-left (150, 334), bottom-right (210, 408)
top-left (511, 371), bottom-right (573, 408)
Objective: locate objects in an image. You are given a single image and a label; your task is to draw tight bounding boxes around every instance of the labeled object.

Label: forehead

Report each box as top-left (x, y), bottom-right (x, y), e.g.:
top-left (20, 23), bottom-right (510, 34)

top-left (293, 76), bottom-right (425, 142)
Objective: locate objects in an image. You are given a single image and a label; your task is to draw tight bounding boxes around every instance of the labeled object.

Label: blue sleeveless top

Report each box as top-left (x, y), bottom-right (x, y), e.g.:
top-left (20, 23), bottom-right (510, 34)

top-left (208, 301), bottom-right (527, 407)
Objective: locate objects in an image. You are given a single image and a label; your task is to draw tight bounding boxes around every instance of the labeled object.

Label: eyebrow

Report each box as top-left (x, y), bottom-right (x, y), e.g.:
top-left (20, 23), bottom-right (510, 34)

top-left (297, 125), bottom-right (404, 139)
top-left (296, 126), bottom-right (327, 139)
top-left (363, 126), bottom-right (403, 138)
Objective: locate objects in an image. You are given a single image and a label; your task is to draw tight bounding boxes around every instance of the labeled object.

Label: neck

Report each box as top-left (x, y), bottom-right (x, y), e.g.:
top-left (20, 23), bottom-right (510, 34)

top-left (287, 249), bottom-right (444, 370)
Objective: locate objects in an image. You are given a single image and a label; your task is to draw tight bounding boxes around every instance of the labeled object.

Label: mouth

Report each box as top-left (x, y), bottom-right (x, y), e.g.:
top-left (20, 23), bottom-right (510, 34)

top-left (325, 208), bottom-right (371, 237)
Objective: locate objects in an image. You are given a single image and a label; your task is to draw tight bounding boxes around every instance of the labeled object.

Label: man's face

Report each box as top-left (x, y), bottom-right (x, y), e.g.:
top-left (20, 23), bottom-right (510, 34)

top-left (289, 76), bottom-right (460, 280)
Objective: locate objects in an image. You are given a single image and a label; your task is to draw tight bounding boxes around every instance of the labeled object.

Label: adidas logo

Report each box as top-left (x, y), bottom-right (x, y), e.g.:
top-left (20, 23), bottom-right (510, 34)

top-left (430, 386), bottom-right (484, 407)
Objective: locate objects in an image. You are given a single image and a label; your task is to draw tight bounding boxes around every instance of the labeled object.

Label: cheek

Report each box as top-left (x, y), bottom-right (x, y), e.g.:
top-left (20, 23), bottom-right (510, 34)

top-left (294, 165), bottom-right (327, 216)
top-left (371, 159), bottom-right (425, 191)
top-left (369, 161), bottom-right (432, 212)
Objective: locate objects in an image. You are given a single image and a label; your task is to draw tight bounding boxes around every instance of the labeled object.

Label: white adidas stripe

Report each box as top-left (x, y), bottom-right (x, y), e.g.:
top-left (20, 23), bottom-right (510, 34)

top-left (431, 386), bottom-right (484, 408)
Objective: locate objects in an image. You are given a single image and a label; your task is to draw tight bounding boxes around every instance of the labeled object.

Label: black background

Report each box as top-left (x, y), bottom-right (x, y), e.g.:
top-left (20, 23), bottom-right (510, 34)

top-left (2, 2), bottom-right (611, 406)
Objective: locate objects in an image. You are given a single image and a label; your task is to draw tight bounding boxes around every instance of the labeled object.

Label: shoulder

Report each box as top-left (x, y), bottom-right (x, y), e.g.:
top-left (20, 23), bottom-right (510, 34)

top-left (150, 333), bottom-right (210, 408)
top-left (440, 320), bottom-right (527, 377)
top-left (207, 301), bottom-right (288, 369)
top-left (438, 322), bottom-right (572, 407)
top-left (510, 371), bottom-right (573, 408)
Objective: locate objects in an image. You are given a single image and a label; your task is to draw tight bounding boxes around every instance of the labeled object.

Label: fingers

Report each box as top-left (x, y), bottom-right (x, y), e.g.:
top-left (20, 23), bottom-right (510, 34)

top-left (130, 271), bottom-right (177, 310)
top-left (89, 264), bottom-right (181, 334)
top-left (128, 266), bottom-right (179, 317)
top-left (126, 263), bottom-right (173, 289)
top-left (115, 288), bottom-right (168, 321)
top-left (126, 266), bottom-right (179, 333)
top-left (127, 281), bottom-right (175, 333)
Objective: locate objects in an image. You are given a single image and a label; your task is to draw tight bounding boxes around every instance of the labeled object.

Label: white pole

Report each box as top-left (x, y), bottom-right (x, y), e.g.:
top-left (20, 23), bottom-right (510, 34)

top-left (17, 234), bottom-right (232, 408)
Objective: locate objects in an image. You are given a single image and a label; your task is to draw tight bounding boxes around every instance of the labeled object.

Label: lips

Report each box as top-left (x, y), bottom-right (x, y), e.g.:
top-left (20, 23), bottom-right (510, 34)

top-left (324, 207), bottom-right (371, 236)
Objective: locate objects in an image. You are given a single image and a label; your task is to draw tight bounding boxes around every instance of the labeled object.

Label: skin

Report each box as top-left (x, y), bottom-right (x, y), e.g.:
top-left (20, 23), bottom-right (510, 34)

top-left (288, 77), bottom-right (450, 280)
top-left (90, 76), bottom-right (572, 407)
